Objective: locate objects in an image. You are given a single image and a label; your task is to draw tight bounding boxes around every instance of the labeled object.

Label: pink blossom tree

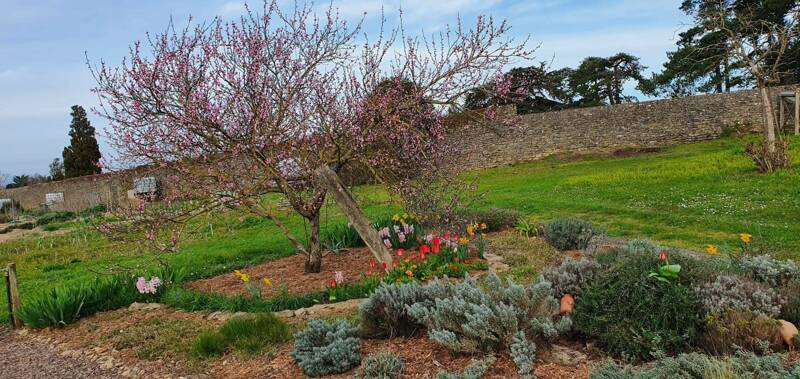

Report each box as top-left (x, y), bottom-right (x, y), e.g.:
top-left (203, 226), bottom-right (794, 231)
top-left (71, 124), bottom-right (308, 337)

top-left (91, 1), bottom-right (531, 273)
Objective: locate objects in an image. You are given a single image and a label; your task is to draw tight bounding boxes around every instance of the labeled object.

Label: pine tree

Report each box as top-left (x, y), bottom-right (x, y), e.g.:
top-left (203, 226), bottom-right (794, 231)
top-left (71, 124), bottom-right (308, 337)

top-left (62, 105), bottom-right (102, 178)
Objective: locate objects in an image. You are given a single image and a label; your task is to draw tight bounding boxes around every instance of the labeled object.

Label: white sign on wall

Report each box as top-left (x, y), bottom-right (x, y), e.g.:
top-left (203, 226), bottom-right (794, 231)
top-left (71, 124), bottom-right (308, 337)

top-left (45, 192), bottom-right (65, 204)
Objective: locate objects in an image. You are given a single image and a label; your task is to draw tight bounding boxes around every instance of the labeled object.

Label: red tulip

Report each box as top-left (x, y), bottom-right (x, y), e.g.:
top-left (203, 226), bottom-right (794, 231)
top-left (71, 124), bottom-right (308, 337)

top-left (381, 261), bottom-right (388, 270)
top-left (420, 245), bottom-right (430, 254)
top-left (658, 250), bottom-right (667, 262)
top-left (443, 232), bottom-right (450, 240)
top-left (397, 248), bottom-right (404, 257)
top-left (329, 279), bottom-right (337, 288)
top-left (432, 238), bottom-right (441, 254)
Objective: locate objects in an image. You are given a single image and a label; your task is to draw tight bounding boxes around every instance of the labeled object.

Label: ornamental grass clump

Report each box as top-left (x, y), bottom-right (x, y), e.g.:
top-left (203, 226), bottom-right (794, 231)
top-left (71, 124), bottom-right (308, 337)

top-left (406, 273), bottom-right (571, 376)
top-left (540, 257), bottom-right (602, 299)
top-left (543, 218), bottom-right (600, 251)
top-left (695, 275), bottom-right (785, 318)
top-left (292, 319), bottom-right (361, 377)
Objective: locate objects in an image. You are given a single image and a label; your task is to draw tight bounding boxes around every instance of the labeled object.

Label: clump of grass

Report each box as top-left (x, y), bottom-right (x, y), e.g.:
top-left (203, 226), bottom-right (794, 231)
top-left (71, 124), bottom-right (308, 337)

top-left (487, 232), bottom-right (559, 283)
top-left (109, 319), bottom-right (209, 360)
top-left (193, 313), bottom-right (291, 357)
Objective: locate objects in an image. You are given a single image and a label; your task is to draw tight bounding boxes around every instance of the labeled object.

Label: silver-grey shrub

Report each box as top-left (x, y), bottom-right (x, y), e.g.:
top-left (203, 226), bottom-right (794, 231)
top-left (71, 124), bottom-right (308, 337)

top-left (359, 280), bottom-right (442, 338)
top-left (436, 356), bottom-right (496, 379)
top-left (542, 218), bottom-right (600, 250)
top-left (291, 319), bottom-right (360, 377)
top-left (406, 273), bottom-right (571, 376)
top-left (356, 351), bottom-right (405, 379)
top-left (738, 254), bottom-right (798, 286)
top-left (540, 257), bottom-right (602, 298)
top-left (696, 275), bottom-right (785, 318)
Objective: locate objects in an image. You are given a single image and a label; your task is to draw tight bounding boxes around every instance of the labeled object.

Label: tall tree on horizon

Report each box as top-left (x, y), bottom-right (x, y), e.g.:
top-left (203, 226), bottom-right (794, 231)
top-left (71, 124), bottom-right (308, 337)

top-left (62, 105), bottom-right (102, 178)
top-left (49, 158), bottom-right (65, 181)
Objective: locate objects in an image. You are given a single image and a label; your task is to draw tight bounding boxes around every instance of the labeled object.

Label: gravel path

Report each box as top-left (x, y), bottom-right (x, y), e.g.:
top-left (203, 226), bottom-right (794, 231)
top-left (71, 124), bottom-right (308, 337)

top-left (0, 326), bottom-right (120, 379)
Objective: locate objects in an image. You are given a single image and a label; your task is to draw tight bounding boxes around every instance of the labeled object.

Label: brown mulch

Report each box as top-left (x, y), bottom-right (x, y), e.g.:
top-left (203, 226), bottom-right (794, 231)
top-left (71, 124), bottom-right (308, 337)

top-left (185, 248), bottom-right (375, 297)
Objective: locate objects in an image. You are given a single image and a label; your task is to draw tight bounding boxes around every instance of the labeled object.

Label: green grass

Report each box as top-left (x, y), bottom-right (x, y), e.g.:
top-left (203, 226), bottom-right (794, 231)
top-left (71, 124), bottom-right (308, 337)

top-left (468, 134), bottom-right (800, 259)
top-left (1, 134), bottom-right (799, 323)
top-left (193, 313), bottom-right (292, 357)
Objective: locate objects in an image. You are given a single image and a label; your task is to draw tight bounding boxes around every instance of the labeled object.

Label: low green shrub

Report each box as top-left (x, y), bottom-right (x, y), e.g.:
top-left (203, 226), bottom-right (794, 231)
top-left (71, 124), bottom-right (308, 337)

top-left (436, 356), bottom-right (496, 379)
top-left (35, 211), bottom-right (76, 225)
top-left (542, 218), bottom-right (600, 250)
top-left (780, 278), bottom-right (800, 324)
top-left (590, 350), bottom-right (800, 379)
top-left (695, 275), bottom-right (785, 318)
top-left (459, 207), bottom-right (522, 232)
top-left (405, 273), bottom-right (570, 376)
top-left (701, 309), bottom-right (784, 355)
top-left (573, 253), bottom-right (702, 361)
top-left (292, 319), bottom-right (361, 377)
top-left (356, 351), bottom-right (405, 379)
top-left (540, 257), bottom-right (602, 299)
top-left (192, 313), bottom-right (291, 357)
top-left (19, 275), bottom-right (148, 328)
top-left (514, 217), bottom-right (539, 238)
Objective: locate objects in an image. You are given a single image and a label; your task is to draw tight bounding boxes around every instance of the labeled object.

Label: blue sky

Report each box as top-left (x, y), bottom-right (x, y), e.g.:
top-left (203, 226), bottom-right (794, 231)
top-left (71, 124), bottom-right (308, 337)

top-left (0, 0), bottom-right (690, 181)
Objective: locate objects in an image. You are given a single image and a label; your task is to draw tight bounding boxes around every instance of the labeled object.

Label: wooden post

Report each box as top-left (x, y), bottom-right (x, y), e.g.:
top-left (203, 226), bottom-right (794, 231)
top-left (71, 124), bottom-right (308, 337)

top-left (779, 95), bottom-right (785, 129)
top-left (314, 166), bottom-right (394, 268)
top-left (795, 90), bottom-right (799, 135)
top-left (6, 263), bottom-right (22, 328)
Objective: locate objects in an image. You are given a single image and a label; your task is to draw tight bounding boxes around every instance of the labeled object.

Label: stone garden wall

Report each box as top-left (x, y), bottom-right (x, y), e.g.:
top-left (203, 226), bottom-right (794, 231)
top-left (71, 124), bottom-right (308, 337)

top-left (456, 85), bottom-right (797, 170)
top-left (2, 86), bottom-right (796, 212)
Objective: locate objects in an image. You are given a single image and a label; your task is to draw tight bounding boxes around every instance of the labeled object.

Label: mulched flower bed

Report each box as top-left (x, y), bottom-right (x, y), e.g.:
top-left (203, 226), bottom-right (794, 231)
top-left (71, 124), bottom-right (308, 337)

top-left (185, 247), bottom-right (376, 297)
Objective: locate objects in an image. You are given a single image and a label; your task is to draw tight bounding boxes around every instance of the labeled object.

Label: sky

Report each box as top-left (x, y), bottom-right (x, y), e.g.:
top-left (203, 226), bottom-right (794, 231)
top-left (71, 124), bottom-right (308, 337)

top-left (0, 0), bottom-right (691, 183)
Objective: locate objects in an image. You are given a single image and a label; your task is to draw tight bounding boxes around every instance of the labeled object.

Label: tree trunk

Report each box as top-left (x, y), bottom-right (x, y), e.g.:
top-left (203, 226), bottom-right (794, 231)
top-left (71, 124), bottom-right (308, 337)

top-left (304, 212), bottom-right (322, 273)
top-left (758, 84), bottom-right (777, 152)
top-left (314, 166), bottom-right (394, 269)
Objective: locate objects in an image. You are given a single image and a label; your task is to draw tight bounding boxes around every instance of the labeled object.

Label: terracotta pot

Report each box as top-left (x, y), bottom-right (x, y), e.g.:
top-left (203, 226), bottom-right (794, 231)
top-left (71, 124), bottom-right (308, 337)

top-left (560, 294), bottom-right (575, 315)
top-left (779, 320), bottom-right (798, 350)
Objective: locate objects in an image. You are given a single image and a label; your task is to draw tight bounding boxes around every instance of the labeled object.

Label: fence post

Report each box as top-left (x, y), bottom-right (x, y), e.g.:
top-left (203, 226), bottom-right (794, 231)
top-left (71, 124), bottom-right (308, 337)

top-left (6, 263), bottom-right (22, 328)
top-left (795, 90), bottom-right (799, 135)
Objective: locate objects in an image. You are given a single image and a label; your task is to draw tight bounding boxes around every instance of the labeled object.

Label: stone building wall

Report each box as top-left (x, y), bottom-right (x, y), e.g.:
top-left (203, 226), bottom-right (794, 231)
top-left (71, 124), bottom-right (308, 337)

top-left (2, 86), bottom-right (796, 212)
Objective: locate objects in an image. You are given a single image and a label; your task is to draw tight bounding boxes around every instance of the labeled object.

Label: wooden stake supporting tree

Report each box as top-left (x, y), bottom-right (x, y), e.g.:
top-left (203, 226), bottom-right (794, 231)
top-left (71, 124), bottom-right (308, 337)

top-left (5, 263), bottom-right (22, 328)
top-left (314, 166), bottom-right (393, 269)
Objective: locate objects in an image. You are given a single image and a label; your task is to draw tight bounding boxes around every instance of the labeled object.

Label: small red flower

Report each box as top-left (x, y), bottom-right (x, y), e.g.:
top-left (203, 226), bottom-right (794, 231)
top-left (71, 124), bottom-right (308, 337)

top-left (381, 261), bottom-right (388, 270)
top-left (392, 261), bottom-right (398, 268)
top-left (397, 248), bottom-right (404, 257)
top-left (658, 250), bottom-right (667, 262)
top-left (420, 245), bottom-right (430, 255)
top-left (432, 238), bottom-right (441, 254)
top-left (443, 232), bottom-right (450, 240)
top-left (329, 279), bottom-right (337, 288)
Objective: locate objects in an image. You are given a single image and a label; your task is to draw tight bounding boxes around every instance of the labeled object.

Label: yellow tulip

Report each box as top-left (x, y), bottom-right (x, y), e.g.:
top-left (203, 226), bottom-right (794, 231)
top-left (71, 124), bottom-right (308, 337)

top-left (392, 214), bottom-right (400, 221)
top-left (466, 224), bottom-right (475, 236)
top-left (739, 233), bottom-right (752, 244)
top-left (705, 244), bottom-right (718, 256)
top-left (263, 277), bottom-right (272, 286)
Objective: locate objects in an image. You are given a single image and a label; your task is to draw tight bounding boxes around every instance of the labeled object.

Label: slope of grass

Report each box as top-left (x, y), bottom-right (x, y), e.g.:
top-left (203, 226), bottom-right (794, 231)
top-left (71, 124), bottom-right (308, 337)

top-left (470, 135), bottom-right (800, 258)
top-left (1, 134), bottom-right (798, 323)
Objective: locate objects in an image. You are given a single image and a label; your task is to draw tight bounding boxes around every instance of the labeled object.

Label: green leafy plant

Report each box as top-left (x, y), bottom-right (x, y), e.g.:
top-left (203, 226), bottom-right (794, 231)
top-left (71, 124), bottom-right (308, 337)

top-left (542, 218), bottom-right (600, 251)
top-left (193, 313), bottom-right (291, 357)
top-left (648, 251), bottom-right (681, 283)
top-left (574, 253), bottom-right (701, 361)
top-left (515, 217), bottom-right (539, 238)
top-left (292, 319), bottom-right (361, 377)
top-left (322, 223), bottom-right (365, 251)
top-left (356, 351), bottom-right (405, 379)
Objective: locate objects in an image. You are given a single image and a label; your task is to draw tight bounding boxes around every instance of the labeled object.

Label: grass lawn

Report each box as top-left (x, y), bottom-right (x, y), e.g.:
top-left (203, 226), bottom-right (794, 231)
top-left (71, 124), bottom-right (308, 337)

top-left (1, 134), bottom-right (798, 322)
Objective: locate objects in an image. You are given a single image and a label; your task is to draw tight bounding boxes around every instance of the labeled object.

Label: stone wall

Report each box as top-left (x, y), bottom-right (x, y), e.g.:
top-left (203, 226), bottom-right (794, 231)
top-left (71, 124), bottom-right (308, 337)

top-left (456, 86), bottom-right (796, 170)
top-left (2, 86), bottom-right (796, 212)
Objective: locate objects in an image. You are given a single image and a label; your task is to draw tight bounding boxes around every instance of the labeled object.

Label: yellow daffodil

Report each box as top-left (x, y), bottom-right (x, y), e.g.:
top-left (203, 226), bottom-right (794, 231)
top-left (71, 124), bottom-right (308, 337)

top-left (705, 244), bottom-right (718, 256)
top-left (480, 223), bottom-right (487, 230)
top-left (739, 233), bottom-right (752, 244)
top-left (402, 213), bottom-right (408, 219)
top-left (262, 277), bottom-right (272, 286)
top-left (466, 224), bottom-right (475, 236)
top-left (392, 214), bottom-right (400, 221)
top-left (459, 237), bottom-right (469, 245)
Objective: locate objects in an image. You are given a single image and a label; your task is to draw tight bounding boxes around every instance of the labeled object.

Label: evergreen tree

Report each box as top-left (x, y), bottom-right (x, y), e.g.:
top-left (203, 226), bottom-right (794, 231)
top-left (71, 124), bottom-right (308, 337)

top-left (62, 105), bottom-right (102, 178)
